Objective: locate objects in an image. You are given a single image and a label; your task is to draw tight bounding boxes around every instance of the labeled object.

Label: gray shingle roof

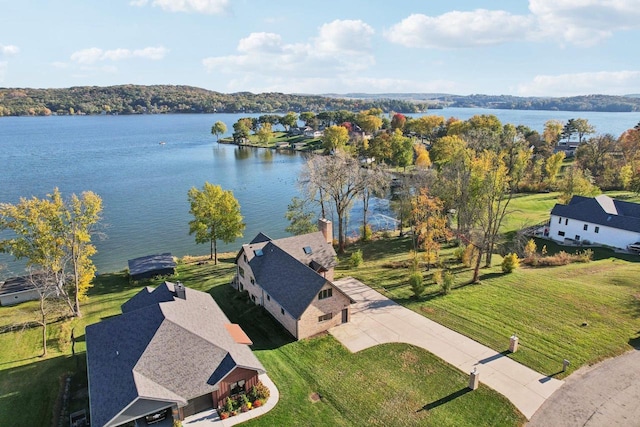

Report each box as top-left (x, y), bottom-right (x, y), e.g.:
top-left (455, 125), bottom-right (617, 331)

top-left (86, 282), bottom-right (265, 427)
top-left (248, 242), bottom-right (328, 319)
top-left (0, 275), bottom-right (35, 296)
top-left (551, 195), bottom-right (640, 233)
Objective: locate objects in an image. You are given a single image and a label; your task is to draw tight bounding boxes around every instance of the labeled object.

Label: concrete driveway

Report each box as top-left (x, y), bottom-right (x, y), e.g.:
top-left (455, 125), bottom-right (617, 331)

top-left (528, 349), bottom-right (640, 426)
top-left (330, 277), bottom-right (564, 420)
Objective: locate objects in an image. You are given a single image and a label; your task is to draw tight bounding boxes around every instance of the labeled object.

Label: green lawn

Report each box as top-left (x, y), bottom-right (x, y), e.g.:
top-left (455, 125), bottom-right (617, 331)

top-left (0, 256), bottom-right (524, 426)
top-left (338, 234), bottom-right (640, 377)
top-left (3, 191), bottom-right (640, 426)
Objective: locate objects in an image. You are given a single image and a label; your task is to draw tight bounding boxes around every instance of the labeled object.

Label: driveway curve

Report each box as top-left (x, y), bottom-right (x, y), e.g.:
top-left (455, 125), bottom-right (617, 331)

top-left (329, 277), bottom-right (563, 420)
top-left (528, 349), bottom-right (640, 426)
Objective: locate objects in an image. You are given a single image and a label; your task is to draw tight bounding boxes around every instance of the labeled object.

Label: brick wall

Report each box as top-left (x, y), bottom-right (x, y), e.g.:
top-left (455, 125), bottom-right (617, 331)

top-left (297, 283), bottom-right (350, 339)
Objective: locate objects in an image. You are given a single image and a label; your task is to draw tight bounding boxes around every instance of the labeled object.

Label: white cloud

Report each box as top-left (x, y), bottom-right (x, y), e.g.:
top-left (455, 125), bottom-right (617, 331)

top-left (0, 44), bottom-right (20, 55)
top-left (528, 0), bottom-right (640, 46)
top-left (132, 0), bottom-right (229, 14)
top-left (517, 70), bottom-right (640, 96)
top-left (70, 46), bottom-right (168, 64)
top-left (386, 1), bottom-right (640, 49)
top-left (315, 19), bottom-right (375, 54)
top-left (385, 10), bottom-right (534, 49)
top-left (203, 19), bottom-right (375, 82)
top-left (237, 33), bottom-right (283, 54)
top-left (70, 48), bottom-right (104, 64)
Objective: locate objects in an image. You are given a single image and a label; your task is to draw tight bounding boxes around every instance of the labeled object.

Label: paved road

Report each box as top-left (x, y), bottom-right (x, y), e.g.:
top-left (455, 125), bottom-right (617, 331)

top-left (528, 349), bottom-right (640, 426)
top-left (329, 277), bottom-right (564, 420)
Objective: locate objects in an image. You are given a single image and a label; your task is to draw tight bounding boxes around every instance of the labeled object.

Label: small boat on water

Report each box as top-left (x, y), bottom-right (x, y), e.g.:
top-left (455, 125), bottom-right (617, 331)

top-left (159, 141), bottom-right (166, 145)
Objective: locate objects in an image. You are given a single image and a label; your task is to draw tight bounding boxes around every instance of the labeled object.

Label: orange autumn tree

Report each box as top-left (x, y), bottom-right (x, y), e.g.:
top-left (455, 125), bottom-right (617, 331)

top-left (411, 188), bottom-right (450, 270)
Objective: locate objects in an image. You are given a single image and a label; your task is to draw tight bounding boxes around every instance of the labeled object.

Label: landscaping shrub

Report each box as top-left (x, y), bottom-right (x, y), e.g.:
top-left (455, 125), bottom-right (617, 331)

top-left (409, 272), bottom-right (425, 298)
top-left (253, 399), bottom-right (262, 408)
top-left (578, 249), bottom-right (594, 262)
top-left (441, 271), bottom-right (455, 295)
top-left (524, 239), bottom-right (537, 258)
top-left (250, 381), bottom-right (270, 400)
top-left (224, 397), bottom-right (234, 413)
top-left (219, 412), bottom-right (229, 420)
top-left (453, 245), bottom-right (466, 263)
top-left (462, 245), bottom-right (475, 267)
top-left (501, 253), bottom-right (519, 273)
top-left (350, 249), bottom-right (363, 268)
top-left (522, 249), bottom-right (592, 267)
top-left (360, 224), bottom-right (373, 242)
top-left (432, 269), bottom-right (443, 286)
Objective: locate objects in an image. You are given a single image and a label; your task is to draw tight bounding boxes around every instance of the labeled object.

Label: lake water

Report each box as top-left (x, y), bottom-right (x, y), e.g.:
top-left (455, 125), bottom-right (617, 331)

top-left (1, 108), bottom-right (639, 276)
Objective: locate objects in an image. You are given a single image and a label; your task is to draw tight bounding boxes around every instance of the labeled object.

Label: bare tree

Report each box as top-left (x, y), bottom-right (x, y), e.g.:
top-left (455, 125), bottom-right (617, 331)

top-left (360, 163), bottom-right (390, 239)
top-left (300, 151), bottom-right (365, 252)
top-left (26, 269), bottom-right (65, 357)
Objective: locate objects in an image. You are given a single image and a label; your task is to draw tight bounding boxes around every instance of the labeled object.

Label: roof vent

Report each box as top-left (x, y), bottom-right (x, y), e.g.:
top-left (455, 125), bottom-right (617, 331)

top-left (175, 281), bottom-right (186, 299)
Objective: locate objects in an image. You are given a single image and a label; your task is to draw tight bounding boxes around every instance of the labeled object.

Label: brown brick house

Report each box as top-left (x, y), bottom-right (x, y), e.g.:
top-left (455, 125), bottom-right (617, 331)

top-left (234, 219), bottom-right (353, 340)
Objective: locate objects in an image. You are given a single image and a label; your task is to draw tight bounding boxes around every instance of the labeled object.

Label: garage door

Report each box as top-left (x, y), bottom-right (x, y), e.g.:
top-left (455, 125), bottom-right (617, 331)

top-left (181, 394), bottom-right (213, 418)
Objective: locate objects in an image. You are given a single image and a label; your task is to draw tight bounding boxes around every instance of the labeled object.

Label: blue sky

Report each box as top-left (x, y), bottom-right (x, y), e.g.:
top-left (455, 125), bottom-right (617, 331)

top-left (1, 0), bottom-right (639, 96)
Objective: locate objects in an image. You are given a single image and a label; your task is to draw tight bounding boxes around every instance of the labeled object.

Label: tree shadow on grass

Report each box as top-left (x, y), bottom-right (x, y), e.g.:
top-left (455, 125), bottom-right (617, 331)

top-left (417, 388), bottom-right (471, 412)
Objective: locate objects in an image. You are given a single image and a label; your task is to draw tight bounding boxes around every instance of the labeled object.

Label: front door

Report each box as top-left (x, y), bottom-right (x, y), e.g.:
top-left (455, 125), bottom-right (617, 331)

top-left (342, 308), bottom-right (348, 323)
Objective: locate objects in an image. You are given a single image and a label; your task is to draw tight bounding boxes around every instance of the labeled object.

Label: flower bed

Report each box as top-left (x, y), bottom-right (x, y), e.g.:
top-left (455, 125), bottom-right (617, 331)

top-left (218, 381), bottom-right (270, 420)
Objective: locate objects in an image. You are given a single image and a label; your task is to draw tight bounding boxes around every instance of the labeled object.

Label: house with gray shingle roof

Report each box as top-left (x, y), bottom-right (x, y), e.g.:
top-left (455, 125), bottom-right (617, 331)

top-left (85, 281), bottom-right (265, 427)
top-left (548, 194), bottom-right (640, 250)
top-left (235, 219), bottom-right (354, 339)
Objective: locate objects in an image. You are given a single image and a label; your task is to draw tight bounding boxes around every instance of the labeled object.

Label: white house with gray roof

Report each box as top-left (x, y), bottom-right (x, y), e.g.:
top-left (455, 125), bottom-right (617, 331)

top-left (235, 219), bottom-right (353, 340)
top-left (85, 281), bottom-right (265, 426)
top-left (549, 194), bottom-right (640, 249)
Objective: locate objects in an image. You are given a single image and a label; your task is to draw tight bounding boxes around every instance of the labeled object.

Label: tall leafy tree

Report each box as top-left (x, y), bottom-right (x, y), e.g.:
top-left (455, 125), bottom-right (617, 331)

top-left (411, 188), bottom-right (450, 270)
top-left (573, 118), bottom-right (596, 144)
top-left (0, 188), bottom-right (103, 317)
top-left (285, 197), bottom-right (317, 236)
top-left (256, 122), bottom-right (273, 145)
top-left (558, 165), bottom-right (600, 204)
top-left (543, 119), bottom-right (563, 147)
top-left (389, 129), bottom-right (413, 169)
top-left (279, 112), bottom-right (298, 131)
top-left (65, 192), bottom-right (102, 316)
top-left (322, 125), bottom-right (349, 152)
top-left (188, 182), bottom-right (245, 264)
top-left (211, 121), bottom-right (227, 141)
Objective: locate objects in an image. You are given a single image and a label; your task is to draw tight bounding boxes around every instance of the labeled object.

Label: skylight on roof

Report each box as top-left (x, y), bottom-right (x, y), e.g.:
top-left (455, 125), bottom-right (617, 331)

top-left (303, 246), bottom-right (313, 254)
top-left (254, 249), bottom-right (263, 256)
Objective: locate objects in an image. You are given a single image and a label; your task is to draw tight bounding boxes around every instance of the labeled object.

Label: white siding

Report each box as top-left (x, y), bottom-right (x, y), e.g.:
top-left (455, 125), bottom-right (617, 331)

top-left (548, 214), bottom-right (640, 249)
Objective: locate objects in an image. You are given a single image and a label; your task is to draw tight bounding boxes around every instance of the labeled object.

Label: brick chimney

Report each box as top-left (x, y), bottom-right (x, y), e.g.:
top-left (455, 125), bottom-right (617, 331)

top-left (174, 281), bottom-right (186, 300)
top-left (318, 218), bottom-right (333, 244)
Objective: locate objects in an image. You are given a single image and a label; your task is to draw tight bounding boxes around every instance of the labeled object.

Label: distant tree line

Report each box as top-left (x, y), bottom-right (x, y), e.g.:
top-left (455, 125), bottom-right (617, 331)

top-left (445, 94), bottom-right (640, 112)
top-left (0, 85), bottom-right (426, 117)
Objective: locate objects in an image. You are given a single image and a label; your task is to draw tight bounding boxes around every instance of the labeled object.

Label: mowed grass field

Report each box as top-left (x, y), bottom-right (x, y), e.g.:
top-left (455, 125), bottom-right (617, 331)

top-left (1, 191), bottom-right (640, 426)
top-left (0, 257), bottom-right (524, 427)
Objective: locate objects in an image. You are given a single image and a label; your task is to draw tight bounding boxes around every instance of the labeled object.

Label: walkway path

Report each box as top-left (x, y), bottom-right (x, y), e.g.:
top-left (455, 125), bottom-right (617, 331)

top-left (528, 349), bottom-right (640, 426)
top-left (183, 373), bottom-right (279, 427)
top-left (329, 277), bottom-right (564, 420)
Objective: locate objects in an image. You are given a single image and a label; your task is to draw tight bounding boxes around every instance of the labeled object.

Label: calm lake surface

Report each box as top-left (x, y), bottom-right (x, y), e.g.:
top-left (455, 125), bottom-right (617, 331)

top-left (1, 108), bottom-right (639, 276)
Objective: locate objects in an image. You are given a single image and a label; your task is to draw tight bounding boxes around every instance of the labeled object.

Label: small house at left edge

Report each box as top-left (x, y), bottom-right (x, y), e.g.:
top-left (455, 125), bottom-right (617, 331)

top-left (85, 281), bottom-right (265, 426)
